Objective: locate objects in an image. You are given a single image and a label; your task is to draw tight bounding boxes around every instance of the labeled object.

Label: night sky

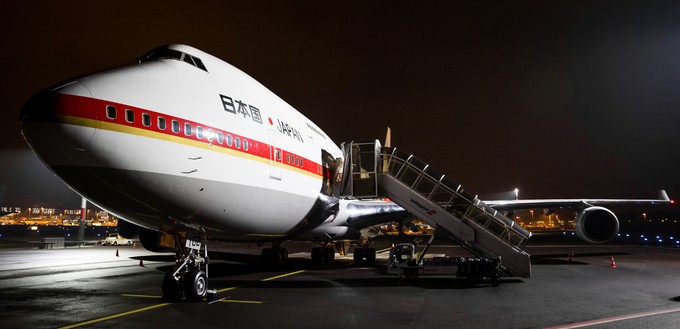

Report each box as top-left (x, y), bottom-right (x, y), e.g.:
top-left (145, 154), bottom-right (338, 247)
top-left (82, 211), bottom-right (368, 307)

top-left (1, 1), bottom-right (679, 208)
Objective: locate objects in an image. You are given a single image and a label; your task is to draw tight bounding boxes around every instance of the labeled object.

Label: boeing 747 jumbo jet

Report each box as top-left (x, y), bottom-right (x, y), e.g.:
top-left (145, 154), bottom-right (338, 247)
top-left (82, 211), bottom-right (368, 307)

top-left (20, 45), bottom-right (671, 301)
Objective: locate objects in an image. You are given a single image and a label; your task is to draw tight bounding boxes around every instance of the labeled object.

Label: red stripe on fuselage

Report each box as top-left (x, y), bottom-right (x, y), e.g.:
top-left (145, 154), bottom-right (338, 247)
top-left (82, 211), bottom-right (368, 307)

top-left (53, 93), bottom-right (324, 177)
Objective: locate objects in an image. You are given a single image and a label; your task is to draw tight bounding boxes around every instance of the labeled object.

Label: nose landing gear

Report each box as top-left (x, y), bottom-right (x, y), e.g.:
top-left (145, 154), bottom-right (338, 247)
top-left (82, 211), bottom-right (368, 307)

top-left (160, 227), bottom-right (213, 302)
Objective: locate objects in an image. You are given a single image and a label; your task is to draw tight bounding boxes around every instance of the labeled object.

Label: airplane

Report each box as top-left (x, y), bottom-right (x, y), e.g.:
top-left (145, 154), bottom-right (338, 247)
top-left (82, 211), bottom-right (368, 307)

top-left (20, 44), bottom-right (672, 301)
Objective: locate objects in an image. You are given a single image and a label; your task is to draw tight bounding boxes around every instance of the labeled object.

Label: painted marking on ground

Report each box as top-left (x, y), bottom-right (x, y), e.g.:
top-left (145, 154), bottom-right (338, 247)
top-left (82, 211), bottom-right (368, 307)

top-left (61, 269), bottom-right (306, 328)
top-left (544, 306), bottom-right (680, 329)
top-left (58, 303), bottom-right (171, 329)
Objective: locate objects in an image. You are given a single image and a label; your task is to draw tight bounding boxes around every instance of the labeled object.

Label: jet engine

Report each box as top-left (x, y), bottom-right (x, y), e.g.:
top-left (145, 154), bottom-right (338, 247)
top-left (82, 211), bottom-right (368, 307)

top-left (116, 219), bottom-right (140, 239)
top-left (139, 227), bottom-right (173, 252)
top-left (574, 206), bottom-right (619, 244)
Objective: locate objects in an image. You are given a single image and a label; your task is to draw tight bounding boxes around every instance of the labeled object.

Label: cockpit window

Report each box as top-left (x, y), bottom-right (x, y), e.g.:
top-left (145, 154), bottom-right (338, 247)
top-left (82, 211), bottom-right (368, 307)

top-left (144, 48), bottom-right (183, 61)
top-left (142, 48), bottom-right (208, 72)
top-left (190, 56), bottom-right (207, 71)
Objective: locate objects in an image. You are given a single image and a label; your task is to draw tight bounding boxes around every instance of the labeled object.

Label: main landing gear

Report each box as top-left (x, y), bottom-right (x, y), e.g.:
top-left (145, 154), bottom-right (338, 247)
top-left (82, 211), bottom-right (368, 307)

top-left (261, 241), bottom-right (289, 262)
top-left (161, 227), bottom-right (213, 302)
top-left (352, 242), bottom-right (376, 264)
top-left (311, 242), bottom-right (336, 263)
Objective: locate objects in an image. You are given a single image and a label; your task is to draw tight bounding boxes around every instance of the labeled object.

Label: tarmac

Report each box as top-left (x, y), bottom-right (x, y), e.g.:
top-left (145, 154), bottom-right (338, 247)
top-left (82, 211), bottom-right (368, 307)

top-left (3, 237), bottom-right (680, 329)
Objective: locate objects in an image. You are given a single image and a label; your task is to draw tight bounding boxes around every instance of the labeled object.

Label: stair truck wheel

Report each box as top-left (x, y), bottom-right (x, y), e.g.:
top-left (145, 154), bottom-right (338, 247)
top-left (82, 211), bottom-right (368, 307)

top-left (403, 268), bottom-right (418, 281)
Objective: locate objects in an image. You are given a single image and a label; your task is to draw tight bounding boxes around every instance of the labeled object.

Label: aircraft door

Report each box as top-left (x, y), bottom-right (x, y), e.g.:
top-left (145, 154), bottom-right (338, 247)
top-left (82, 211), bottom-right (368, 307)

top-left (320, 149), bottom-right (337, 196)
top-left (268, 130), bottom-right (282, 180)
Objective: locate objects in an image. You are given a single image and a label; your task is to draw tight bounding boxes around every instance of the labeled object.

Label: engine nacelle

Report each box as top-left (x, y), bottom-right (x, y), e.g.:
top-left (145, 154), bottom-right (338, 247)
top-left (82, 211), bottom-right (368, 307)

top-left (139, 227), bottom-right (173, 252)
top-left (116, 219), bottom-right (140, 239)
top-left (574, 206), bottom-right (619, 244)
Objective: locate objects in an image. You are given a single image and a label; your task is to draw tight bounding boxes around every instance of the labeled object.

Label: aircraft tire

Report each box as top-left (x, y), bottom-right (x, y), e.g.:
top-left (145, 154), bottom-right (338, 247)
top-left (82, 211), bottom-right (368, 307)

top-left (184, 269), bottom-right (207, 302)
top-left (323, 247), bottom-right (335, 262)
top-left (162, 271), bottom-right (183, 302)
top-left (353, 248), bottom-right (364, 263)
top-left (311, 247), bottom-right (323, 262)
top-left (365, 248), bottom-right (376, 263)
top-left (262, 248), bottom-right (279, 262)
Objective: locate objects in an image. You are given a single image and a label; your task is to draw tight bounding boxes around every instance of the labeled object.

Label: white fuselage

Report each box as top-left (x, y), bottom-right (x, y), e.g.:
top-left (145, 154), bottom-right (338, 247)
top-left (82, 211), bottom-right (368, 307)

top-left (21, 45), bottom-right (344, 241)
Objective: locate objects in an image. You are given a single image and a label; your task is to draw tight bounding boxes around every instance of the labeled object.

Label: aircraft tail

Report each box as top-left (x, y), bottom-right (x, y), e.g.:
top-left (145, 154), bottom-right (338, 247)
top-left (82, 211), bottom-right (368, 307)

top-left (659, 189), bottom-right (670, 202)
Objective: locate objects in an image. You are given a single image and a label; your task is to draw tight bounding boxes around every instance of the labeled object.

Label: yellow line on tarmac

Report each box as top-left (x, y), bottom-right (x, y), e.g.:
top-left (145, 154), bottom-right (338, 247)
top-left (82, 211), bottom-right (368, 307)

top-left (377, 247), bottom-right (392, 253)
top-left (217, 286), bottom-right (240, 293)
top-left (218, 299), bottom-right (263, 304)
top-left (62, 269), bottom-right (305, 328)
top-left (261, 270), bottom-right (306, 281)
top-left (58, 303), bottom-right (171, 329)
top-left (218, 269), bottom-right (306, 291)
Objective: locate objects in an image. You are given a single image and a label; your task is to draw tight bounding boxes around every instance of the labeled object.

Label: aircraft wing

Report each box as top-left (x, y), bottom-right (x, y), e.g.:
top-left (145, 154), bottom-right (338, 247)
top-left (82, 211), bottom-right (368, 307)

top-left (484, 190), bottom-right (672, 211)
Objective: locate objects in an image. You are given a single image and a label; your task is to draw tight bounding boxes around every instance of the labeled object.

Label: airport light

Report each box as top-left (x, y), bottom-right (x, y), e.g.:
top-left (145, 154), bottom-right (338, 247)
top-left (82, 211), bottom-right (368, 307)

top-left (515, 188), bottom-right (519, 200)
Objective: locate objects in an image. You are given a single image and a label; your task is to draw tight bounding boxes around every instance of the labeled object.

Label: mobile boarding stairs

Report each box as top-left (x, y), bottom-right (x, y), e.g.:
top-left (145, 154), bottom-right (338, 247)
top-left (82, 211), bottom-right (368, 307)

top-left (340, 140), bottom-right (532, 279)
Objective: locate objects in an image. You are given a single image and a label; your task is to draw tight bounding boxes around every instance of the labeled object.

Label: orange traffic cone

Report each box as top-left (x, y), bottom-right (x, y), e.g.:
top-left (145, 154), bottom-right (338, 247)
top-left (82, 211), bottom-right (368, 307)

top-left (610, 256), bottom-right (617, 268)
top-left (115, 248), bottom-right (119, 257)
top-left (139, 257), bottom-right (144, 267)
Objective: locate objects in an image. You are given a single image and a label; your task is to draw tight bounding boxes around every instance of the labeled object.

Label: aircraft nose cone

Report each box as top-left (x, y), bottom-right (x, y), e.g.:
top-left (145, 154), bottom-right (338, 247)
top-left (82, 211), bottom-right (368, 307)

top-left (20, 89), bottom-right (54, 124)
top-left (20, 82), bottom-right (97, 165)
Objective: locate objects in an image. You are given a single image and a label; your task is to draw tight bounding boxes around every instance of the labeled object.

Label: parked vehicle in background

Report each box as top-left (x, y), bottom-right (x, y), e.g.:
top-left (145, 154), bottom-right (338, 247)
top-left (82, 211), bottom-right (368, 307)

top-left (100, 233), bottom-right (132, 246)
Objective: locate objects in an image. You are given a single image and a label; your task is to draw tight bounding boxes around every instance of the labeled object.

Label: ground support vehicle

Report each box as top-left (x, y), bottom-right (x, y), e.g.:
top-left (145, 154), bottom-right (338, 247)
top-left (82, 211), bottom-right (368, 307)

top-left (387, 235), bottom-right (502, 286)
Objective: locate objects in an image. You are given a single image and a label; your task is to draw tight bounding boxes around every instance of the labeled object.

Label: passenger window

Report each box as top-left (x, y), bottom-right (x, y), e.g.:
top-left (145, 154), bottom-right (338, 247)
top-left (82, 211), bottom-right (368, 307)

top-left (243, 139), bottom-right (249, 151)
top-left (125, 109), bottom-right (134, 123)
top-left (217, 132), bottom-right (224, 144)
top-left (172, 120), bottom-right (180, 133)
top-left (158, 117), bottom-right (166, 130)
top-left (300, 159), bottom-right (304, 167)
top-left (235, 137), bottom-right (241, 149)
top-left (286, 154), bottom-right (290, 163)
top-left (276, 150), bottom-right (282, 161)
top-left (106, 105), bottom-right (117, 119)
top-left (196, 126), bottom-right (204, 139)
top-left (226, 135), bottom-right (233, 147)
top-left (206, 129), bottom-right (214, 142)
top-left (184, 123), bottom-right (192, 136)
top-left (142, 113), bottom-right (151, 127)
